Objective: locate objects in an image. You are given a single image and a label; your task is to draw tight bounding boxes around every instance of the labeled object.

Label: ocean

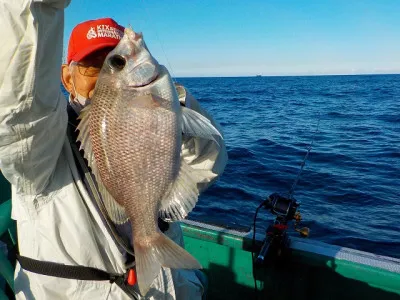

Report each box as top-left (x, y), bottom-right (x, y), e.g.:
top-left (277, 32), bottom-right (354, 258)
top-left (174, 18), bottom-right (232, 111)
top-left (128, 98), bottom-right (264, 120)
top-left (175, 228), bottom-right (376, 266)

top-left (175, 74), bottom-right (400, 259)
top-left (63, 74), bottom-right (400, 259)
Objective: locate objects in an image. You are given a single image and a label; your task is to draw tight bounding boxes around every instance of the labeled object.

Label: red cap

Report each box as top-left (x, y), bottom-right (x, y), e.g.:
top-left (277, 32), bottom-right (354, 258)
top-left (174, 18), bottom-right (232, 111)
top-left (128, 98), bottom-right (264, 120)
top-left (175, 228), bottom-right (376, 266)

top-left (67, 18), bottom-right (125, 64)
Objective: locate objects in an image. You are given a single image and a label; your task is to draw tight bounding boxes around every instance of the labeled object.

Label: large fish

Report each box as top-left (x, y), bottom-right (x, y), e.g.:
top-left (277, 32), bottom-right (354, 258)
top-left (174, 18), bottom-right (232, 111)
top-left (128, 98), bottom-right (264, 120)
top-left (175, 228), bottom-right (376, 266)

top-left (76, 27), bottom-right (222, 295)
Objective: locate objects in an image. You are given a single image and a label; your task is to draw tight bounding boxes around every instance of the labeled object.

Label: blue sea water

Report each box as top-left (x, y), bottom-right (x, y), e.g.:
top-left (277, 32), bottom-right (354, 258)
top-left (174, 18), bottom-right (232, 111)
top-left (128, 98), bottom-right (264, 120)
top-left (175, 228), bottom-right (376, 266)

top-left (175, 74), bottom-right (400, 259)
top-left (62, 74), bottom-right (399, 259)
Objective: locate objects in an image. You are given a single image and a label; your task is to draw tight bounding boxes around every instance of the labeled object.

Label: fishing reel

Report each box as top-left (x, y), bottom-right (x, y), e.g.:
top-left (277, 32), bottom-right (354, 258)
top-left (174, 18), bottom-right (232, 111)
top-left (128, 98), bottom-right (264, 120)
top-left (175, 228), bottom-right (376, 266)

top-left (255, 193), bottom-right (309, 266)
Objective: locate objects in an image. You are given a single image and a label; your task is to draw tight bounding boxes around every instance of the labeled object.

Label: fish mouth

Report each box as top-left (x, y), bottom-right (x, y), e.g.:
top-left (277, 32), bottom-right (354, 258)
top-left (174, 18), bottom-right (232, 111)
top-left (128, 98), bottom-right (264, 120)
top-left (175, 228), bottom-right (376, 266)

top-left (125, 27), bottom-right (141, 42)
top-left (127, 61), bottom-right (159, 88)
top-left (123, 28), bottom-right (160, 87)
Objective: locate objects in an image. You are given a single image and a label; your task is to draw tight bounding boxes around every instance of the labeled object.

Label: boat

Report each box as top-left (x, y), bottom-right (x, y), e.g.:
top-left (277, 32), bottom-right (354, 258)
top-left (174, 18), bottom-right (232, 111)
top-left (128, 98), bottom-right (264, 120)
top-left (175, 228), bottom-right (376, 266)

top-left (181, 219), bottom-right (400, 299)
top-left (1, 173), bottom-right (400, 300)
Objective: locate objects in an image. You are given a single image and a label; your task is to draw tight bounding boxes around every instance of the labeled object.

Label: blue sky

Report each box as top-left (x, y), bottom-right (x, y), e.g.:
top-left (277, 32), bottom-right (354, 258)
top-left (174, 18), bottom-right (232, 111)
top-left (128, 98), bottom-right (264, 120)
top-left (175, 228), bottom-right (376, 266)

top-left (64, 0), bottom-right (400, 77)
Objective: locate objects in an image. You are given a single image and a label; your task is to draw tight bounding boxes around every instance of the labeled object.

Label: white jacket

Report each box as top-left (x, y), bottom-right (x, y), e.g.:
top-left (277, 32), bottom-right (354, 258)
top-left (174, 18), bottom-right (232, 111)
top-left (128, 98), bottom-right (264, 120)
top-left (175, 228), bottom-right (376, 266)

top-left (0, 1), bottom-right (227, 299)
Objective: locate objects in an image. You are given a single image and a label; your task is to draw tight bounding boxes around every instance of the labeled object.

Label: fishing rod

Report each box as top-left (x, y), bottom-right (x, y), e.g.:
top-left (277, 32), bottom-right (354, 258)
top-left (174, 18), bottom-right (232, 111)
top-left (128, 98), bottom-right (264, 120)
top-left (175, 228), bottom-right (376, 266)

top-left (251, 115), bottom-right (320, 297)
top-left (288, 116), bottom-right (320, 200)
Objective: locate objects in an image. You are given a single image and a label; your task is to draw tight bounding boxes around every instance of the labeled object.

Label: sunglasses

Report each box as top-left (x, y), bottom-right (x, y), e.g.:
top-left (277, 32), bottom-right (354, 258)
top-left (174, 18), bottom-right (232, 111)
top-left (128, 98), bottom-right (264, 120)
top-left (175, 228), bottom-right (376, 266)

top-left (72, 50), bottom-right (112, 77)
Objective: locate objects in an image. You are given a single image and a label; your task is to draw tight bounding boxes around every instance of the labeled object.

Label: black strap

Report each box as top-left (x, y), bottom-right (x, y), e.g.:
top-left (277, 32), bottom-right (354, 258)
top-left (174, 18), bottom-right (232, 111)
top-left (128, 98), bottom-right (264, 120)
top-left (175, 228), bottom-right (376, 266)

top-left (16, 254), bottom-right (122, 282)
top-left (17, 254), bottom-right (140, 299)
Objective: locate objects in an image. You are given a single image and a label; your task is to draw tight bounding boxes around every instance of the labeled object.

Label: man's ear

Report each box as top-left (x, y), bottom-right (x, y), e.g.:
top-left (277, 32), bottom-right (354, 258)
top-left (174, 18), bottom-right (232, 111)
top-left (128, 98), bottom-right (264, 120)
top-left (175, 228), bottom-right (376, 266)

top-left (61, 64), bottom-right (74, 95)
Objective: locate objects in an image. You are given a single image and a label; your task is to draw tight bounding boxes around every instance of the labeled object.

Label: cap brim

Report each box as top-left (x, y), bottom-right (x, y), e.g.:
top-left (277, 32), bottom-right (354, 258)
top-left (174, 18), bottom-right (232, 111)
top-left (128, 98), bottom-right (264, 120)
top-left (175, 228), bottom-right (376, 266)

top-left (70, 41), bottom-right (119, 63)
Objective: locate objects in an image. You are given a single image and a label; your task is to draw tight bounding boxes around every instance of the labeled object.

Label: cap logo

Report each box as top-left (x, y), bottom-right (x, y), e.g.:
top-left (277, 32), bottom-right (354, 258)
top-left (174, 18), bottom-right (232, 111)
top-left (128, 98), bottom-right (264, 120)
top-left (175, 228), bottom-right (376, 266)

top-left (86, 25), bottom-right (123, 40)
top-left (87, 27), bottom-right (97, 39)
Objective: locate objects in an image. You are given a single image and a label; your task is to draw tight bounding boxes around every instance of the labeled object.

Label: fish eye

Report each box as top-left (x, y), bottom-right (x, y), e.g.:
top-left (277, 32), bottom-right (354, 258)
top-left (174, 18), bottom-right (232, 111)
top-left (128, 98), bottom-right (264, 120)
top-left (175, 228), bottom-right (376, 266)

top-left (108, 55), bottom-right (126, 71)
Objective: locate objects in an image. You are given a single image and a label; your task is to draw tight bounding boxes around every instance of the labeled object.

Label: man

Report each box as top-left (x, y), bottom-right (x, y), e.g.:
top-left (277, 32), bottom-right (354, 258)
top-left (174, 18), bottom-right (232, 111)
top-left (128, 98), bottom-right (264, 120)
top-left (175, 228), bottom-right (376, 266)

top-left (0, 1), bottom-right (227, 299)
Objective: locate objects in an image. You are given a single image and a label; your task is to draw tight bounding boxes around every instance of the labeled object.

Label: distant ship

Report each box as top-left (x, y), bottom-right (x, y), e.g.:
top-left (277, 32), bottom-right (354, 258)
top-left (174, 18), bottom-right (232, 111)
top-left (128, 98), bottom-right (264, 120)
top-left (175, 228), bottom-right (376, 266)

top-left (256, 74), bottom-right (262, 77)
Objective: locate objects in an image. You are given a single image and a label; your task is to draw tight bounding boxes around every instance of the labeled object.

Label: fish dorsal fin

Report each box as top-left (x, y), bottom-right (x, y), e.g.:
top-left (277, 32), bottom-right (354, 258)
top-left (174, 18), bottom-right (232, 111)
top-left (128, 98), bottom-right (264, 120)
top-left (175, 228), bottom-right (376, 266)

top-left (181, 106), bottom-right (222, 143)
top-left (159, 159), bottom-right (217, 222)
top-left (76, 105), bottom-right (129, 225)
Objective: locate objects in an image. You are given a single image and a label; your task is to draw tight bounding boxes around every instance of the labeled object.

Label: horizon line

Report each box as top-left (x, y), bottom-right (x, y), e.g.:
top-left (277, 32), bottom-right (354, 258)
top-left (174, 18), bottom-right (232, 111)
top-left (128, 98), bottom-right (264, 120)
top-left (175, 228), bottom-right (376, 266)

top-left (173, 72), bottom-right (400, 79)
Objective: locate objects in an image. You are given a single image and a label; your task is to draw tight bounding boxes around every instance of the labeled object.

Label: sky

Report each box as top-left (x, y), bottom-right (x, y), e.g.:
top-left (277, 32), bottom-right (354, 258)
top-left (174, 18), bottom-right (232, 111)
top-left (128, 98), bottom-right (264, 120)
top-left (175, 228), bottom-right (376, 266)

top-left (64, 0), bottom-right (400, 77)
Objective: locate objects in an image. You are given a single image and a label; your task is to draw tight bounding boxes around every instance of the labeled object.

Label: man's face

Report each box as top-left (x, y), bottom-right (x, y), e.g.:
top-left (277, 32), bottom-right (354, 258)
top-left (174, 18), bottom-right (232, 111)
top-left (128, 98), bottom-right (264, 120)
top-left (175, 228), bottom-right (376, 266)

top-left (61, 47), bottom-right (113, 100)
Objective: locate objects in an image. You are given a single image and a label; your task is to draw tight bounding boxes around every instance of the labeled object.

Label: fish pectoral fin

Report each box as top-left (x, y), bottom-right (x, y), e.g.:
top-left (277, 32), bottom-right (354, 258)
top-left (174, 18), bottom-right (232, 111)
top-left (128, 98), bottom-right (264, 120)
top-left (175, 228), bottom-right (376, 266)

top-left (135, 232), bottom-right (201, 296)
top-left (181, 106), bottom-right (223, 143)
top-left (76, 104), bottom-right (128, 225)
top-left (159, 159), bottom-right (202, 222)
top-left (190, 169), bottom-right (218, 183)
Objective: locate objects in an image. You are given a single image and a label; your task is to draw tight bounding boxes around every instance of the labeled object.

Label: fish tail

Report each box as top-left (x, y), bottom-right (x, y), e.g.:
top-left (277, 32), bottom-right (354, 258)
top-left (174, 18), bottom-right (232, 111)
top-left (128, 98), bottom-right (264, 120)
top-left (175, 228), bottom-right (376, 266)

top-left (134, 232), bottom-right (202, 295)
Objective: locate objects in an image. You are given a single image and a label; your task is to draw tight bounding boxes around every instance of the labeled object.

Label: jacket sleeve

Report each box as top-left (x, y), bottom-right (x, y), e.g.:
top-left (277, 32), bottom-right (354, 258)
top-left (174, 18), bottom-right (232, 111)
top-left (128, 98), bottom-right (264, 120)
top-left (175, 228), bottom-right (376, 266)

top-left (0, 0), bottom-right (70, 195)
top-left (176, 84), bottom-right (228, 192)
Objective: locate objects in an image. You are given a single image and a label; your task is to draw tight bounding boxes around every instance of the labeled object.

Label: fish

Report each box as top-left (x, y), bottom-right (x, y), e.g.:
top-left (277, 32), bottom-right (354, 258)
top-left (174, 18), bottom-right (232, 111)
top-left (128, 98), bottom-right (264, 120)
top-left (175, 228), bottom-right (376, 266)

top-left (76, 27), bottom-right (222, 295)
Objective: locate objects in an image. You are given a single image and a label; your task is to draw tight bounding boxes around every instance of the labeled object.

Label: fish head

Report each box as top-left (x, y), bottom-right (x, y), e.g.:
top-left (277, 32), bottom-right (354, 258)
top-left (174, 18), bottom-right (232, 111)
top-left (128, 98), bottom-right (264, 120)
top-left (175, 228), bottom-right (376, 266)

top-left (96, 27), bottom-right (179, 111)
top-left (99, 27), bottom-right (160, 89)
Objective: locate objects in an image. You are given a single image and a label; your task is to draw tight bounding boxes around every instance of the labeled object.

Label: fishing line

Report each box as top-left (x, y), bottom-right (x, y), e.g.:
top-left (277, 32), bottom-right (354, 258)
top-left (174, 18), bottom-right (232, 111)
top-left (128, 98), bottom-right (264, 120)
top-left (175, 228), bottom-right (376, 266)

top-left (138, 0), bottom-right (178, 83)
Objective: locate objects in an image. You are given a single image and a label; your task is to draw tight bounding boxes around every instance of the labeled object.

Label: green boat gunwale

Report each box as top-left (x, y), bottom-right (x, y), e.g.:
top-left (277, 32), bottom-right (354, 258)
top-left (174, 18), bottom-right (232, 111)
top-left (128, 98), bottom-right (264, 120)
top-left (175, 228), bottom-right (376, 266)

top-left (180, 218), bottom-right (400, 298)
